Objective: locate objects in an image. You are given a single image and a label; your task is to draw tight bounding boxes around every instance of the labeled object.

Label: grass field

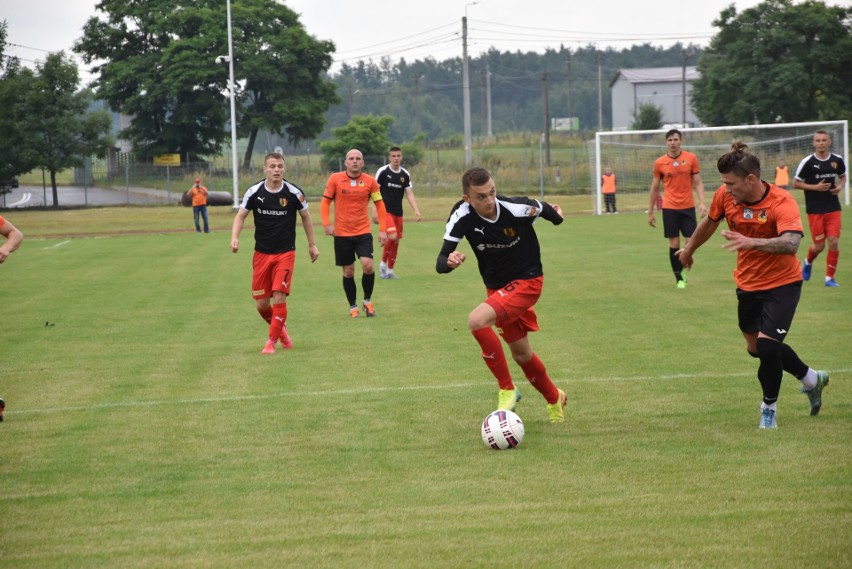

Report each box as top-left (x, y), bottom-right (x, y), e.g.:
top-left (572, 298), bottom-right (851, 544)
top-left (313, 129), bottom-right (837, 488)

top-left (1, 199), bottom-right (850, 568)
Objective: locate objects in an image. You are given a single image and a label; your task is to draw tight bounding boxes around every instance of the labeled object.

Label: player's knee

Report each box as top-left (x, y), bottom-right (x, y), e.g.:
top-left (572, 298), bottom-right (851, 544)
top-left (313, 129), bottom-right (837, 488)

top-left (747, 349), bottom-right (759, 359)
top-left (756, 337), bottom-right (781, 361)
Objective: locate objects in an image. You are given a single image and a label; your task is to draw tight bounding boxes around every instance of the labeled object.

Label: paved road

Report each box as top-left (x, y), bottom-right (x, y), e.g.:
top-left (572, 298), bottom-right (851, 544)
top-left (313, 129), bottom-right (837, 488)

top-left (0, 185), bottom-right (182, 208)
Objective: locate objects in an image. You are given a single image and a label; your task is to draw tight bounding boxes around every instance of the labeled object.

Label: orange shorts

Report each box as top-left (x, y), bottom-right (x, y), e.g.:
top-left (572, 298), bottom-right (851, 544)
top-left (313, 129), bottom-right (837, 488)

top-left (484, 276), bottom-right (542, 343)
top-left (807, 211), bottom-right (842, 242)
top-left (252, 250), bottom-right (296, 299)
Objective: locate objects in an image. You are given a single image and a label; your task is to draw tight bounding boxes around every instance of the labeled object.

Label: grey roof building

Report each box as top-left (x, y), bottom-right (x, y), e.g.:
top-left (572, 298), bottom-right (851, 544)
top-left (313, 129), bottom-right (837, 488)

top-left (610, 67), bottom-right (700, 130)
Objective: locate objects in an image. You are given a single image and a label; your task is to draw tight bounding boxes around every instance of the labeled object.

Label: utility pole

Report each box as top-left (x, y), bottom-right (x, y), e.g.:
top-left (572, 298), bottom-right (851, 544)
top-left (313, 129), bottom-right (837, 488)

top-left (542, 72), bottom-right (551, 166)
top-left (566, 52), bottom-right (573, 129)
top-left (681, 48), bottom-right (689, 126)
top-left (485, 60), bottom-right (493, 138)
top-left (462, 16), bottom-right (473, 166)
top-left (597, 50), bottom-right (603, 131)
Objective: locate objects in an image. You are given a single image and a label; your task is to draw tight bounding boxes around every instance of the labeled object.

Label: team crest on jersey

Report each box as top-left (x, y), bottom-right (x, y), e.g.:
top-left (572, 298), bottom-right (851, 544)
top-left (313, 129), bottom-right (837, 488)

top-left (401, 177), bottom-right (407, 184)
top-left (350, 180), bottom-right (357, 187)
top-left (673, 161), bottom-right (680, 167)
top-left (743, 208), bottom-right (753, 219)
top-left (503, 227), bottom-right (517, 237)
top-left (358, 181), bottom-right (365, 187)
top-left (757, 209), bottom-right (767, 223)
top-left (279, 197), bottom-right (289, 207)
top-left (831, 161), bottom-right (839, 170)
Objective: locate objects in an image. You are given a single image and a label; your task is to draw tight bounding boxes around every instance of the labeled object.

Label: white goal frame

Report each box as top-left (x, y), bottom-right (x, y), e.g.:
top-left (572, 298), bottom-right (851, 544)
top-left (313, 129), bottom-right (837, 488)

top-left (593, 120), bottom-right (849, 215)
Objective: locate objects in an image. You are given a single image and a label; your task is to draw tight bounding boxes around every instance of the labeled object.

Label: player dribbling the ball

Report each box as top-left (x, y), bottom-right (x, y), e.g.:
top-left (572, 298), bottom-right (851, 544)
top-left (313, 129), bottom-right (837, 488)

top-left (436, 167), bottom-right (567, 422)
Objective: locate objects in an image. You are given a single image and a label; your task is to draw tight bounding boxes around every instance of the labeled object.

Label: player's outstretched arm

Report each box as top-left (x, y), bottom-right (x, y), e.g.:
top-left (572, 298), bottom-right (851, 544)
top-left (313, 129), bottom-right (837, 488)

top-left (676, 215), bottom-right (719, 270)
top-left (540, 202), bottom-right (563, 224)
top-left (0, 218), bottom-right (23, 263)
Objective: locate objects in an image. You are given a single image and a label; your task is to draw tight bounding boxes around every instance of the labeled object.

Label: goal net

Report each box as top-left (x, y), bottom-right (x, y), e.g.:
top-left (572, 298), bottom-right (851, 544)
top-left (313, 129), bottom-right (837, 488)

top-left (589, 120), bottom-right (849, 215)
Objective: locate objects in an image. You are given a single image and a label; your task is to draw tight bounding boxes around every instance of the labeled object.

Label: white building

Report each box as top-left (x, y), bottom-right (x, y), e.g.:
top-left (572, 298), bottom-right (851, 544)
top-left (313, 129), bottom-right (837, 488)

top-left (610, 67), bottom-right (700, 130)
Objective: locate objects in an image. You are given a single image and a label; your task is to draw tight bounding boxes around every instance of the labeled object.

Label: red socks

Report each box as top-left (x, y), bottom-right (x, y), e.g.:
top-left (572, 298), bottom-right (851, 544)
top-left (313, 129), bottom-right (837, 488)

top-left (827, 250), bottom-right (839, 279)
top-left (471, 327), bottom-right (514, 390)
top-left (519, 353), bottom-right (559, 404)
top-left (268, 303), bottom-right (288, 341)
top-left (258, 305), bottom-right (273, 324)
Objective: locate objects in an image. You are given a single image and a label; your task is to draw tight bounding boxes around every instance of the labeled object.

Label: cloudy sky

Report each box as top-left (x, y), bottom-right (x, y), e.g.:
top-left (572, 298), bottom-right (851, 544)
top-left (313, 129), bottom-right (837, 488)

top-left (3, 0), bottom-right (836, 80)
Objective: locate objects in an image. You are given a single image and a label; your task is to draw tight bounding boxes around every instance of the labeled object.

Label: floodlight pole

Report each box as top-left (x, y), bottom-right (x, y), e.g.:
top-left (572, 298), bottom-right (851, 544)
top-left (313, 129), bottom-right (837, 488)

top-left (462, 14), bottom-right (473, 166)
top-left (226, 0), bottom-right (239, 209)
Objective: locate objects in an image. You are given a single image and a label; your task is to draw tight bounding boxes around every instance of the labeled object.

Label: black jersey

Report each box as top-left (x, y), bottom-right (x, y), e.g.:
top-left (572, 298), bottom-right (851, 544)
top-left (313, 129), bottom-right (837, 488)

top-left (794, 152), bottom-right (846, 214)
top-left (438, 195), bottom-right (563, 289)
top-left (375, 164), bottom-right (412, 216)
top-left (240, 179), bottom-right (308, 254)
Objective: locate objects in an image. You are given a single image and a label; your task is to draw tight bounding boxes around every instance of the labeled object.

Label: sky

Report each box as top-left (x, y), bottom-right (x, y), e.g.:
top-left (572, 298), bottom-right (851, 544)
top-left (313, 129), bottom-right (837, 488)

top-left (1, 0), bottom-right (842, 80)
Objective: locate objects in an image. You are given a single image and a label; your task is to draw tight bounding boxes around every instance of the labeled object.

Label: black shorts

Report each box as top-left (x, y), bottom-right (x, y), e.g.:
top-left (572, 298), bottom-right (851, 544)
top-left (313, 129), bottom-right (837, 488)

top-left (736, 282), bottom-right (802, 342)
top-left (334, 234), bottom-right (373, 266)
top-left (662, 208), bottom-right (697, 239)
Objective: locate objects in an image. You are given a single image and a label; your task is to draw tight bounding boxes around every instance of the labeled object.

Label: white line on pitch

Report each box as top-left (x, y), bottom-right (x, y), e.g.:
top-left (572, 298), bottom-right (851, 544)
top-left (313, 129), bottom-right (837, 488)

top-left (10, 368), bottom-right (849, 416)
top-left (42, 240), bottom-right (71, 249)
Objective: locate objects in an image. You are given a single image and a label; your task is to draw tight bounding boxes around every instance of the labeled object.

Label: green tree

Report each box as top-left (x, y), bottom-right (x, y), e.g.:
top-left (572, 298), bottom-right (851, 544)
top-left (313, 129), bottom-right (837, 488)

top-left (631, 101), bottom-right (664, 130)
top-left (319, 115), bottom-right (394, 170)
top-left (692, 0), bottom-right (852, 125)
top-left (21, 53), bottom-right (112, 206)
top-left (75, 0), bottom-right (337, 162)
top-left (0, 21), bottom-right (38, 183)
top-left (235, 1), bottom-right (339, 169)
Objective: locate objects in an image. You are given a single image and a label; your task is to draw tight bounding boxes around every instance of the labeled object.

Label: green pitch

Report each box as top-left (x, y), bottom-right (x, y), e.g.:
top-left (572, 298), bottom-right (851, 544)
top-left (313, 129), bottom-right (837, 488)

top-left (1, 202), bottom-right (849, 568)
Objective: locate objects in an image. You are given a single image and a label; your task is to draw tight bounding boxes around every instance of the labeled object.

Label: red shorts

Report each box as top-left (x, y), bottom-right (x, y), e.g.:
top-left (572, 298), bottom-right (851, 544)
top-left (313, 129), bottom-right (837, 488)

top-left (484, 276), bottom-right (542, 343)
top-left (807, 211), bottom-right (842, 242)
top-left (252, 250), bottom-right (296, 299)
top-left (385, 213), bottom-right (403, 238)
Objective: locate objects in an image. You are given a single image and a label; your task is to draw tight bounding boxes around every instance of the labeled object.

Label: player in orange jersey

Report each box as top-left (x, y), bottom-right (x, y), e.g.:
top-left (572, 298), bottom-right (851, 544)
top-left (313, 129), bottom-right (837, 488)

top-left (321, 149), bottom-right (390, 318)
top-left (231, 153), bottom-right (319, 354)
top-left (677, 142), bottom-right (828, 429)
top-left (648, 129), bottom-right (706, 288)
top-left (0, 215), bottom-right (23, 264)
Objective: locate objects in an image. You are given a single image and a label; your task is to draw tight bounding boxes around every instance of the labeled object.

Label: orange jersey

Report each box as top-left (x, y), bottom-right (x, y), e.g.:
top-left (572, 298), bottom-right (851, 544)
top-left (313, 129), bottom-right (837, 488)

top-left (601, 173), bottom-right (616, 194)
top-left (322, 172), bottom-right (386, 236)
top-left (774, 166), bottom-right (789, 187)
top-left (653, 151), bottom-right (700, 209)
top-left (708, 182), bottom-right (804, 292)
top-left (0, 215), bottom-right (5, 229)
top-left (189, 186), bottom-right (208, 206)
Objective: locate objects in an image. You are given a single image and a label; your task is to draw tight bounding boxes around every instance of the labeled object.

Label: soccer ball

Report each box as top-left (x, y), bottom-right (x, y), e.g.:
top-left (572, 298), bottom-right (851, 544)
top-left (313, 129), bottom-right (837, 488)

top-left (481, 409), bottom-right (525, 449)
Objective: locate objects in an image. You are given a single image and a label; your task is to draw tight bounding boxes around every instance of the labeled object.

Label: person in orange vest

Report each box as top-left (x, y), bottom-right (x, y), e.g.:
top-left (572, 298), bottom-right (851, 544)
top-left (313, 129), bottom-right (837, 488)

top-left (602, 166), bottom-right (618, 214)
top-left (187, 178), bottom-right (210, 233)
top-left (775, 158), bottom-right (790, 191)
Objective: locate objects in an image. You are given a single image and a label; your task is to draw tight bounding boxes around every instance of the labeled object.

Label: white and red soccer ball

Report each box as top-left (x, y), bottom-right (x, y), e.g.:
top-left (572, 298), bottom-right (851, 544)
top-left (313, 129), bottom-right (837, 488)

top-left (481, 409), bottom-right (525, 449)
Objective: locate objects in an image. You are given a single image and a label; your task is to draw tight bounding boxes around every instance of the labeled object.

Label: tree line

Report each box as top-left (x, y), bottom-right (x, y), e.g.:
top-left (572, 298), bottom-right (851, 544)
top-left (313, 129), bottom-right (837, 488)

top-left (0, 0), bottom-right (849, 196)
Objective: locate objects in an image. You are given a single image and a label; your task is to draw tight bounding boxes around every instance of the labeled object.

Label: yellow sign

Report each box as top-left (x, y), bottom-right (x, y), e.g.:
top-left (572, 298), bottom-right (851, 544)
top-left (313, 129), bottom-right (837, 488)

top-left (153, 154), bottom-right (181, 166)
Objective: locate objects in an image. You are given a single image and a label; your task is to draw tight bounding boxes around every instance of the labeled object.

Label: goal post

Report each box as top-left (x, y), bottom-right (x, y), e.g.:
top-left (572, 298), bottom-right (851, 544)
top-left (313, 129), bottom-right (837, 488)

top-left (590, 120), bottom-right (849, 215)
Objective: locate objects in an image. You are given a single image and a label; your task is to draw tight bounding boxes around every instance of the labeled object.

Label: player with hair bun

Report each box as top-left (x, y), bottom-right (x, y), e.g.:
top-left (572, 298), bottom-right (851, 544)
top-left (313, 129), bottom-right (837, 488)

top-left (677, 141), bottom-right (829, 429)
